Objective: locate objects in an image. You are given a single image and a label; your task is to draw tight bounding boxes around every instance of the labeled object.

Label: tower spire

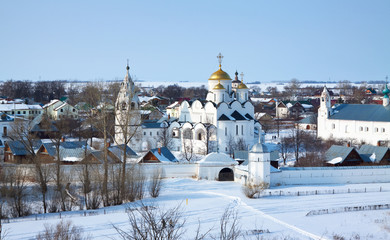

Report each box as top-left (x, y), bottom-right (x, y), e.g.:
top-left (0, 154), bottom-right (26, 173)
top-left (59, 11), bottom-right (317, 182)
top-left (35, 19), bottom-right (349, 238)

top-left (217, 53), bottom-right (223, 69)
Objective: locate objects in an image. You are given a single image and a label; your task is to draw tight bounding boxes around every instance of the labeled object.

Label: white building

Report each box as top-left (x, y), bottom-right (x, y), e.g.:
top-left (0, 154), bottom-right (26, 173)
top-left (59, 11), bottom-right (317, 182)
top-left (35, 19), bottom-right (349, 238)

top-left (43, 100), bottom-right (78, 120)
top-left (0, 103), bottom-right (42, 120)
top-left (169, 53), bottom-right (261, 154)
top-left (318, 85), bottom-right (390, 145)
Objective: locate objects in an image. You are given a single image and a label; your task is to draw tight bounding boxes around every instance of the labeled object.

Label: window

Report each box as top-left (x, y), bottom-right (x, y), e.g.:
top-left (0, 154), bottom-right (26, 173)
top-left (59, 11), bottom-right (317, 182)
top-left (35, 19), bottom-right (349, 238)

top-left (382, 128), bottom-right (386, 133)
top-left (360, 127), bottom-right (363, 132)
top-left (375, 127), bottom-right (379, 132)
top-left (157, 131), bottom-right (159, 135)
top-left (144, 132), bottom-right (146, 135)
top-left (73, 109), bottom-right (76, 112)
top-left (241, 125), bottom-right (243, 135)
top-left (3, 126), bottom-right (7, 136)
top-left (23, 111), bottom-right (26, 114)
top-left (60, 109), bottom-right (63, 112)
top-left (12, 111), bottom-right (14, 114)
top-left (29, 111), bottom-right (31, 114)
top-left (150, 132), bottom-right (152, 136)
top-left (236, 125), bottom-right (238, 135)
top-left (331, 123), bottom-right (335, 129)
top-left (365, 127), bottom-right (369, 132)
top-left (225, 127), bottom-right (227, 136)
top-left (17, 111), bottom-right (20, 114)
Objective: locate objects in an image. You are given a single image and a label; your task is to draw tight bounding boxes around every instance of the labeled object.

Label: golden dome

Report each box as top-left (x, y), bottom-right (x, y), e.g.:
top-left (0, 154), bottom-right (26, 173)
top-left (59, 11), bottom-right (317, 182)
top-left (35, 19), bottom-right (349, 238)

top-left (209, 67), bottom-right (232, 81)
top-left (237, 81), bottom-right (248, 89)
top-left (213, 82), bottom-right (225, 90)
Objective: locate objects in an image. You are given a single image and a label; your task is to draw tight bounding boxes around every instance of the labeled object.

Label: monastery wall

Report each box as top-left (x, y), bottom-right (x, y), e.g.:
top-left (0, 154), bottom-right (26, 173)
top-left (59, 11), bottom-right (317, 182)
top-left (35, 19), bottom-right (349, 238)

top-left (271, 165), bottom-right (390, 186)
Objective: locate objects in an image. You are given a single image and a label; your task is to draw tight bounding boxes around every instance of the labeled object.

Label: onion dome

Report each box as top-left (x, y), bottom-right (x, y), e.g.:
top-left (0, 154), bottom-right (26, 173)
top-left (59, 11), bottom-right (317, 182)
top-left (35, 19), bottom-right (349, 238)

top-left (237, 81), bottom-right (248, 89)
top-left (209, 67), bottom-right (232, 81)
top-left (213, 80), bottom-right (225, 90)
top-left (383, 84), bottom-right (390, 96)
top-left (250, 142), bottom-right (269, 153)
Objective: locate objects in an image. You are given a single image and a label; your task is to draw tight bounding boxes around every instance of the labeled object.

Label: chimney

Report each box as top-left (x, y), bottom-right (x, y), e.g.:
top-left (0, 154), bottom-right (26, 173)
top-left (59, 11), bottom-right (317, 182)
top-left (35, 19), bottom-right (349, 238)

top-left (106, 141), bottom-right (111, 148)
top-left (158, 148), bottom-right (161, 155)
top-left (168, 114), bottom-right (170, 120)
top-left (61, 136), bottom-right (65, 142)
top-left (377, 141), bottom-right (380, 146)
top-left (347, 142), bottom-right (350, 147)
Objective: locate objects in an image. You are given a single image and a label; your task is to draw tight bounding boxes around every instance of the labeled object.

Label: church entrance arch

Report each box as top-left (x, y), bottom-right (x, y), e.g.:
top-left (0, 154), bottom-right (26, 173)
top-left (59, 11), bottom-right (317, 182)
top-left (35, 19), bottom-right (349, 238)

top-left (218, 168), bottom-right (234, 181)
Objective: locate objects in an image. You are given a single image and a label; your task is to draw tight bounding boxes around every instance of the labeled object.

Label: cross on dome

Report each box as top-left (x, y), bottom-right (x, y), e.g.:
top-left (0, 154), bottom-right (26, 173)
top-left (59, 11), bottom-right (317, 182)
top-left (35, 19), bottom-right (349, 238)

top-left (217, 53), bottom-right (223, 68)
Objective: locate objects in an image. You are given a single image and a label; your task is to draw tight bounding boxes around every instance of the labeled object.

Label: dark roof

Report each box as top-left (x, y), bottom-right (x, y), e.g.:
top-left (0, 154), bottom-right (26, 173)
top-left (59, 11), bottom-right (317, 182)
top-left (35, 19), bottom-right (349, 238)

top-left (108, 144), bottom-right (138, 161)
top-left (142, 121), bottom-right (163, 129)
top-left (245, 113), bottom-right (254, 120)
top-left (325, 145), bottom-right (359, 164)
top-left (147, 147), bottom-right (178, 163)
top-left (330, 104), bottom-right (390, 122)
top-left (41, 141), bottom-right (88, 157)
top-left (6, 140), bottom-right (42, 156)
top-left (231, 111), bottom-right (246, 120)
top-left (218, 114), bottom-right (231, 121)
top-left (358, 145), bottom-right (390, 163)
top-left (90, 151), bottom-right (118, 164)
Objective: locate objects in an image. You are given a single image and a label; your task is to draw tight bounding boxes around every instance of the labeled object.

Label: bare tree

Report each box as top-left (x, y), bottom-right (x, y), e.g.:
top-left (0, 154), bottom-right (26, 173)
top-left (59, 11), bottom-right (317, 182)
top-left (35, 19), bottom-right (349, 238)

top-left (278, 137), bottom-right (291, 165)
top-left (148, 168), bottom-right (163, 198)
top-left (113, 202), bottom-right (186, 240)
top-left (214, 206), bottom-right (241, 240)
top-left (158, 123), bottom-right (173, 149)
top-left (182, 139), bottom-right (195, 162)
top-left (2, 167), bottom-right (31, 217)
top-left (9, 119), bottom-right (50, 213)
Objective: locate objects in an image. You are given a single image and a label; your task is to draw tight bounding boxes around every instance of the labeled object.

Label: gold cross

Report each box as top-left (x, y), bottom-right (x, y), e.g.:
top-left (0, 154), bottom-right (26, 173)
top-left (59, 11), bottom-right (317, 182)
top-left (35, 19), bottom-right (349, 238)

top-left (217, 53), bottom-right (223, 67)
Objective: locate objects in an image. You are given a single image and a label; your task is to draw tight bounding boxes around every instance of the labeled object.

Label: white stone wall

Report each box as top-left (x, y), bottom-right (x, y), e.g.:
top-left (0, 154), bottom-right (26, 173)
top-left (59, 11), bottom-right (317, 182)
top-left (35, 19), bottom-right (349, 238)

top-left (271, 166), bottom-right (390, 186)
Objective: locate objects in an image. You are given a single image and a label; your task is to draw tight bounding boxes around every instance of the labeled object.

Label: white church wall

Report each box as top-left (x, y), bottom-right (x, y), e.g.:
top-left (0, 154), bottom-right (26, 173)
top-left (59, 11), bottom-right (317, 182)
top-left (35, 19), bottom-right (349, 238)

top-left (271, 166), bottom-right (390, 186)
top-left (319, 117), bottom-right (390, 145)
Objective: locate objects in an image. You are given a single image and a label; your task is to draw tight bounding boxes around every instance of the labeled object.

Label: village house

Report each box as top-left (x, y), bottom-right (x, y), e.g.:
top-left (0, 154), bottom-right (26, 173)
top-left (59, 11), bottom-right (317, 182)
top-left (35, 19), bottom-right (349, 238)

top-left (140, 147), bottom-right (178, 163)
top-left (4, 140), bottom-right (42, 164)
top-left (0, 103), bottom-right (43, 120)
top-left (43, 99), bottom-right (78, 120)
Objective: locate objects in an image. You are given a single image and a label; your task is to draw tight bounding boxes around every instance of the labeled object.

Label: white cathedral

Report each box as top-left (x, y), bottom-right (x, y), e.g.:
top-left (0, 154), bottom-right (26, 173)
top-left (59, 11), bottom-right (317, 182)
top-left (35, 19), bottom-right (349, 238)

top-left (115, 54), bottom-right (262, 155)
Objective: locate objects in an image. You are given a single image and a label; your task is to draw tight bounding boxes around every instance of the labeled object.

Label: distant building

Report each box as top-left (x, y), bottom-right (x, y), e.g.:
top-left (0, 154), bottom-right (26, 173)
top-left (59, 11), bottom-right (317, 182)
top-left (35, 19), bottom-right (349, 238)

top-left (43, 99), bottom-right (78, 120)
top-left (318, 85), bottom-right (390, 146)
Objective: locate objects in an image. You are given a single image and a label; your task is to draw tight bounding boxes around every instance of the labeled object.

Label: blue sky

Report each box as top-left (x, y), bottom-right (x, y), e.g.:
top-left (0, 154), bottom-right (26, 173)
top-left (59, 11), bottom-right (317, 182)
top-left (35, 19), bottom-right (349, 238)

top-left (1, 0), bottom-right (389, 83)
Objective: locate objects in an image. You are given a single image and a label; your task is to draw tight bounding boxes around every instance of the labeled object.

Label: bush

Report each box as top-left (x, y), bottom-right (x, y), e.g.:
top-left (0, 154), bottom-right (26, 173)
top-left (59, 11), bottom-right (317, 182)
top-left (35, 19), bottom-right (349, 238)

top-left (242, 182), bottom-right (269, 199)
top-left (148, 169), bottom-right (163, 198)
top-left (36, 220), bottom-right (90, 240)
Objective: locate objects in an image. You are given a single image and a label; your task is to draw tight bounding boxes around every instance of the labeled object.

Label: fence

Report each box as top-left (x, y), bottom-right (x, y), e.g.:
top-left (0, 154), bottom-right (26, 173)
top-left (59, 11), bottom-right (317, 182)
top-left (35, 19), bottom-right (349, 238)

top-left (260, 185), bottom-right (389, 198)
top-left (306, 203), bottom-right (390, 216)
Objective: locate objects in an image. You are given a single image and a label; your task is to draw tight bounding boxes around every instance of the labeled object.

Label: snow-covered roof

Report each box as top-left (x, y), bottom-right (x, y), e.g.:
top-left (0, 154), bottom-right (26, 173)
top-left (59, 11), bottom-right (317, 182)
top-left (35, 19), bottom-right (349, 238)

top-left (43, 99), bottom-right (60, 108)
top-left (0, 104), bottom-right (42, 111)
top-left (327, 157), bottom-right (343, 165)
top-left (54, 102), bottom-right (68, 111)
top-left (198, 153), bottom-right (237, 166)
top-left (301, 104), bottom-right (313, 109)
top-left (167, 101), bottom-right (180, 109)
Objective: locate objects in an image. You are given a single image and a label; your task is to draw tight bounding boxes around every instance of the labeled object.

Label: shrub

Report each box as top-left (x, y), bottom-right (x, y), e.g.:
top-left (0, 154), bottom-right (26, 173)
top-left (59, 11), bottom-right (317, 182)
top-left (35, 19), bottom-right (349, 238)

top-left (242, 182), bottom-right (269, 199)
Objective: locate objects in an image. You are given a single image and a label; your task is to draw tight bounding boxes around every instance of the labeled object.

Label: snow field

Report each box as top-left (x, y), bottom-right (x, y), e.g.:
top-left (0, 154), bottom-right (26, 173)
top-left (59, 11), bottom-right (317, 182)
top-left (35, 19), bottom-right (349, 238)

top-left (3, 179), bottom-right (390, 239)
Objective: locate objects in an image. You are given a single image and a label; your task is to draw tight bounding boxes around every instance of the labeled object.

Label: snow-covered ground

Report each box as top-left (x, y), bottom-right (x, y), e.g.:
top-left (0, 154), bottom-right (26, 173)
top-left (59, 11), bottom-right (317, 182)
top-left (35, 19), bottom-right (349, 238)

top-left (3, 179), bottom-right (390, 239)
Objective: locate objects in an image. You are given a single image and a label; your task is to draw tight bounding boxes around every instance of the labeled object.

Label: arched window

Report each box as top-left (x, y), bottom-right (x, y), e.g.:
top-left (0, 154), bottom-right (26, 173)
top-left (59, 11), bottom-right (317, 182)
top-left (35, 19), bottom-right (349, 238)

top-left (122, 102), bottom-right (127, 110)
top-left (131, 102), bottom-right (135, 109)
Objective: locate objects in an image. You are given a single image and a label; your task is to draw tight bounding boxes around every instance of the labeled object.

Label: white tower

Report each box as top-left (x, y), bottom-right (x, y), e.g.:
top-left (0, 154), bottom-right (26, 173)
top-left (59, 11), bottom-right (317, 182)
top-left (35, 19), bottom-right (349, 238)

top-left (248, 136), bottom-right (270, 186)
top-left (317, 86), bottom-right (332, 139)
top-left (115, 62), bottom-right (141, 149)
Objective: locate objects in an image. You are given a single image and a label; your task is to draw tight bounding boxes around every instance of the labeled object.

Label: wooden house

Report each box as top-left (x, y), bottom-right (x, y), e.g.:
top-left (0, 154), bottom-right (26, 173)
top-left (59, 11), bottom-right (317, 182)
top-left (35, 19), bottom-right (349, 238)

top-left (4, 140), bottom-right (42, 164)
top-left (325, 145), bottom-right (364, 166)
top-left (140, 147), bottom-right (178, 163)
top-left (36, 141), bottom-right (89, 165)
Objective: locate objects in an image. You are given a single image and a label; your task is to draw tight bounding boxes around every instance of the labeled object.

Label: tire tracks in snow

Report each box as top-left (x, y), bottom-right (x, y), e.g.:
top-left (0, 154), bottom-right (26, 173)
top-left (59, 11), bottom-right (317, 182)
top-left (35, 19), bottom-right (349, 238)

top-left (197, 191), bottom-right (328, 240)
